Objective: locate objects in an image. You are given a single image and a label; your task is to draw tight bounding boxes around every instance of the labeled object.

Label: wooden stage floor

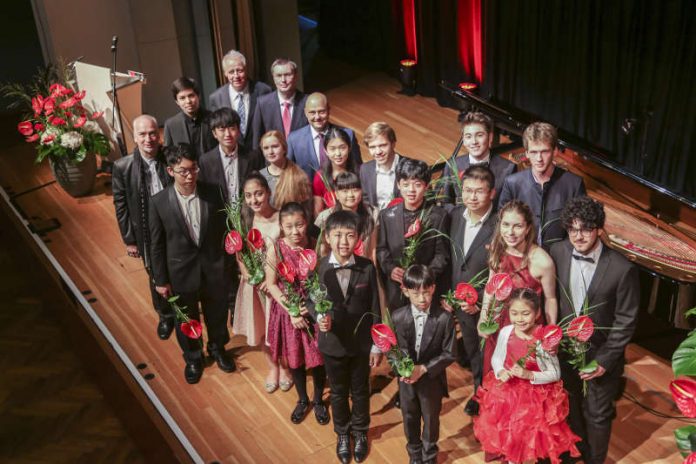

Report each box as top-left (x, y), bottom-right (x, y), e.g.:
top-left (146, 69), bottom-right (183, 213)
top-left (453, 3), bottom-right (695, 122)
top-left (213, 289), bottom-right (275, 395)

top-left (0, 72), bottom-right (688, 463)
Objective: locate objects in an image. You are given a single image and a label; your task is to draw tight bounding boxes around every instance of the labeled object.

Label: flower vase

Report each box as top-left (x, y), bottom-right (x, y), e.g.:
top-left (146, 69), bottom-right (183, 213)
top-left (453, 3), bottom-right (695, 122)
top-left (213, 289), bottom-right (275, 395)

top-left (49, 152), bottom-right (97, 197)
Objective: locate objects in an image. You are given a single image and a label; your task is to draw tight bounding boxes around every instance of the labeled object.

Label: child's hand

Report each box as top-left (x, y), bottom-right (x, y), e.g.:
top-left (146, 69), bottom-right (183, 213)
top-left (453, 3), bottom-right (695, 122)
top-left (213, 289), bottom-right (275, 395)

top-left (391, 267), bottom-right (405, 284)
top-left (510, 364), bottom-right (532, 380)
top-left (401, 365), bottom-right (427, 384)
top-left (497, 369), bottom-right (512, 382)
top-left (369, 352), bottom-right (382, 368)
top-left (318, 314), bottom-right (332, 332)
top-left (256, 281), bottom-right (268, 294)
top-left (299, 304), bottom-right (310, 317)
top-left (291, 315), bottom-right (308, 330)
top-left (441, 299), bottom-right (454, 313)
top-left (461, 302), bottom-right (479, 315)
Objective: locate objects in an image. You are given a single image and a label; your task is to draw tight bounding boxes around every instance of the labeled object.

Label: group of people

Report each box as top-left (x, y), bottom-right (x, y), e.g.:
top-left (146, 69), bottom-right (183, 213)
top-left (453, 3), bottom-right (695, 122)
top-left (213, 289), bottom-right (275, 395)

top-left (111, 49), bottom-right (640, 464)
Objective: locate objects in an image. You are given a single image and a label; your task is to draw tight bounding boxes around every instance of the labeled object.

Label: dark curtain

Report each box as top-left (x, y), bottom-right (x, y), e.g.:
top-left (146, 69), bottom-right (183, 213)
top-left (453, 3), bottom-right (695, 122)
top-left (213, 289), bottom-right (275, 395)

top-left (483, 0), bottom-right (696, 199)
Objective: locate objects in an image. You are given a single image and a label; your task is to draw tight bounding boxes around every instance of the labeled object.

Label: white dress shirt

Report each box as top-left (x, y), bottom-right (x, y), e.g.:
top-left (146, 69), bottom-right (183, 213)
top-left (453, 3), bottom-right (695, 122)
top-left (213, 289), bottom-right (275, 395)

top-left (462, 205), bottom-right (493, 255)
top-left (411, 304), bottom-right (430, 355)
top-left (219, 145), bottom-right (239, 202)
top-left (229, 84), bottom-right (250, 135)
top-left (569, 241), bottom-right (603, 315)
top-left (468, 152), bottom-right (491, 166)
top-left (376, 154), bottom-right (400, 210)
top-left (142, 156), bottom-right (163, 196)
top-left (329, 252), bottom-right (356, 297)
top-left (175, 187), bottom-right (201, 244)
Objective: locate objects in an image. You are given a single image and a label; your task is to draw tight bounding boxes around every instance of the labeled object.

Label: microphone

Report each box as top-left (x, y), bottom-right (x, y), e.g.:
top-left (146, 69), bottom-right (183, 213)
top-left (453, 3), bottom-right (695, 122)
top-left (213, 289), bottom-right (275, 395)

top-left (111, 35), bottom-right (118, 52)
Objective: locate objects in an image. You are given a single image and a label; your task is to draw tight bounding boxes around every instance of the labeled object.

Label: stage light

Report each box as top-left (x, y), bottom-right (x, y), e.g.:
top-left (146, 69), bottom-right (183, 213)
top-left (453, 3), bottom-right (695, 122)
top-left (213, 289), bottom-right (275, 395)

top-left (458, 82), bottom-right (478, 92)
top-left (399, 59), bottom-right (417, 96)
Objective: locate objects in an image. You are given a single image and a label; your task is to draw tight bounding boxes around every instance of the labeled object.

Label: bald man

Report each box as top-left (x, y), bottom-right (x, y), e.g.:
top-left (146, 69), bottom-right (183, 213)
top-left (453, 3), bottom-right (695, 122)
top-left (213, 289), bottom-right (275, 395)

top-left (112, 115), bottom-right (175, 340)
top-left (287, 92), bottom-right (362, 180)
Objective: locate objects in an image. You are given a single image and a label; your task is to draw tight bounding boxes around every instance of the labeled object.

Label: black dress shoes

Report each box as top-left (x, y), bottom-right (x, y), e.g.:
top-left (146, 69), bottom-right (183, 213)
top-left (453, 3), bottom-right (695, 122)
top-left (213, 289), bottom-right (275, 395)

top-left (464, 398), bottom-right (480, 416)
top-left (291, 400), bottom-right (310, 424)
top-left (313, 401), bottom-right (330, 425)
top-left (336, 433), bottom-right (351, 464)
top-left (210, 350), bottom-right (236, 373)
top-left (157, 318), bottom-right (175, 340)
top-left (352, 431), bottom-right (368, 462)
top-left (184, 359), bottom-right (203, 384)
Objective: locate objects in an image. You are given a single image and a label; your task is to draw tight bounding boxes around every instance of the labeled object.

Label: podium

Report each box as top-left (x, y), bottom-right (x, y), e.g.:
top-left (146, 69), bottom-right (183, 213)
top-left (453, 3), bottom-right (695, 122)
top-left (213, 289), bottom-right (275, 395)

top-left (73, 61), bottom-right (144, 160)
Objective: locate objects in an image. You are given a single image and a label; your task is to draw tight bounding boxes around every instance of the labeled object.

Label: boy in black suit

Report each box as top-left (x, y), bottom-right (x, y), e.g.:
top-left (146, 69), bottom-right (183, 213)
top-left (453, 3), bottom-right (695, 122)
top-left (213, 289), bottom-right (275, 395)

top-left (376, 159), bottom-right (450, 312)
top-left (313, 210), bottom-right (383, 464)
top-left (393, 265), bottom-right (456, 464)
top-left (163, 77), bottom-right (217, 157)
top-left (149, 144), bottom-right (236, 384)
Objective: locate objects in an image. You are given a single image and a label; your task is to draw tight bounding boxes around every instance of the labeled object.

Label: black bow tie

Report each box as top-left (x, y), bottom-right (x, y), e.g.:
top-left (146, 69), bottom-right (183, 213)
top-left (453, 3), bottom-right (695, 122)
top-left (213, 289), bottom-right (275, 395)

top-left (472, 161), bottom-right (489, 168)
top-left (572, 254), bottom-right (595, 264)
top-left (333, 264), bottom-right (356, 271)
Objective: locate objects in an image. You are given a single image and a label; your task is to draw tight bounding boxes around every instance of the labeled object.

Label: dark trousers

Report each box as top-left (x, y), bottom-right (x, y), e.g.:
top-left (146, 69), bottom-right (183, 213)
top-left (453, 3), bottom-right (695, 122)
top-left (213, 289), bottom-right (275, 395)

top-left (227, 261), bottom-right (240, 325)
top-left (454, 308), bottom-right (482, 390)
top-left (174, 274), bottom-right (230, 363)
top-left (144, 263), bottom-right (173, 319)
top-left (323, 352), bottom-right (371, 434)
top-left (399, 380), bottom-right (444, 463)
top-left (561, 360), bottom-right (623, 464)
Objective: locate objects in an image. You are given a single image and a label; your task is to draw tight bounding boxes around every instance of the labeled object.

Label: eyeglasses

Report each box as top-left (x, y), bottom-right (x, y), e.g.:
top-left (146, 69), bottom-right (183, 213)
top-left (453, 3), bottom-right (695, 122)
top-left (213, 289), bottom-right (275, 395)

top-left (567, 226), bottom-right (596, 237)
top-left (172, 167), bottom-right (200, 176)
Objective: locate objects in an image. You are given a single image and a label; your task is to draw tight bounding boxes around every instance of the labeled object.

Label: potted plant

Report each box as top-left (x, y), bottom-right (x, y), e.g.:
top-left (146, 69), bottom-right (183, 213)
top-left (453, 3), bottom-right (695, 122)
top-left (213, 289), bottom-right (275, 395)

top-left (1, 62), bottom-right (110, 197)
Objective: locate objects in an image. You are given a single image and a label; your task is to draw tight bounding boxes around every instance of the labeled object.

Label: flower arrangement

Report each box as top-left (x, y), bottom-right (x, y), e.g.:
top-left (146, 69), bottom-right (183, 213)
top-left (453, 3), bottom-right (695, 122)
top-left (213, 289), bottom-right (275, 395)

top-left (399, 207), bottom-right (449, 269)
top-left (441, 269), bottom-right (488, 312)
top-left (168, 295), bottom-right (203, 342)
top-left (478, 273), bottom-right (514, 343)
top-left (298, 249), bottom-right (332, 317)
top-left (515, 324), bottom-right (563, 368)
top-left (669, 306), bottom-right (696, 460)
top-left (224, 198), bottom-right (266, 286)
top-left (371, 320), bottom-right (414, 378)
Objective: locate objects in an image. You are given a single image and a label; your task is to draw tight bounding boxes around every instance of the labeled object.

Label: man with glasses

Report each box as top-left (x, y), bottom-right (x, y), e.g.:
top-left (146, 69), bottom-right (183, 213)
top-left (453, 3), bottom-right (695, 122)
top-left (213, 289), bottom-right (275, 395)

top-left (550, 196), bottom-right (639, 464)
top-left (113, 115), bottom-right (174, 340)
top-left (498, 122), bottom-right (586, 248)
top-left (149, 144), bottom-right (236, 384)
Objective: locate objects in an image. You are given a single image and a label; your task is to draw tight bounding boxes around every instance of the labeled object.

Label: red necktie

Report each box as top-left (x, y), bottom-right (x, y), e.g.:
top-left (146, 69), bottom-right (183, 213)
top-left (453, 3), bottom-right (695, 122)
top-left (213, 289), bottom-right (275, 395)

top-left (282, 102), bottom-right (291, 137)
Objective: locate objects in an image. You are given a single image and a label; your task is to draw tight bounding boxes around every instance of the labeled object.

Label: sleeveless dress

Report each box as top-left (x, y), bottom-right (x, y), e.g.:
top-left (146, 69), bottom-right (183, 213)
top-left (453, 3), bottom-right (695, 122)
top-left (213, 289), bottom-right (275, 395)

top-left (483, 252), bottom-right (543, 376)
top-left (266, 239), bottom-right (324, 369)
top-left (474, 330), bottom-right (581, 463)
top-left (232, 213), bottom-right (280, 347)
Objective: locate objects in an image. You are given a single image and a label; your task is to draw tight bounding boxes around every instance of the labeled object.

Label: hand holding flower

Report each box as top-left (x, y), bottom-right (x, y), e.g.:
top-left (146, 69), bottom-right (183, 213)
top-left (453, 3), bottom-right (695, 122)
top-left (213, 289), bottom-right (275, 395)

top-left (401, 364), bottom-right (427, 384)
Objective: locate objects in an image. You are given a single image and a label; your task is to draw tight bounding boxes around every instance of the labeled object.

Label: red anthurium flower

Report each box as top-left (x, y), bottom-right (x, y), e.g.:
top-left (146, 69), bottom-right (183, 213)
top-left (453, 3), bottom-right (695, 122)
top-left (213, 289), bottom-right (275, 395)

top-left (73, 90), bottom-right (86, 101)
top-left (49, 116), bottom-right (66, 126)
top-left (180, 320), bottom-right (203, 339)
top-left (91, 111), bottom-right (104, 120)
top-left (277, 261), bottom-right (296, 284)
top-left (670, 378), bottom-right (696, 418)
top-left (25, 134), bottom-right (40, 143)
top-left (485, 273), bottom-right (514, 300)
top-left (74, 114), bottom-right (87, 128)
top-left (17, 121), bottom-right (33, 136)
top-left (323, 190), bottom-right (336, 208)
top-left (40, 134), bottom-right (55, 145)
top-left (387, 197), bottom-right (404, 208)
top-left (59, 97), bottom-right (77, 109)
top-left (404, 218), bottom-right (422, 238)
top-left (567, 315), bottom-right (594, 342)
top-left (685, 452), bottom-right (696, 464)
top-left (49, 83), bottom-right (72, 97)
top-left (43, 98), bottom-right (55, 115)
top-left (224, 230), bottom-right (243, 254)
top-left (539, 325), bottom-right (563, 352)
top-left (31, 96), bottom-right (43, 115)
top-left (454, 282), bottom-right (478, 305)
top-left (297, 249), bottom-right (317, 279)
top-left (371, 323), bottom-right (397, 353)
top-left (354, 238), bottom-right (364, 256)
top-left (34, 123), bottom-right (44, 132)
top-left (247, 228), bottom-right (264, 250)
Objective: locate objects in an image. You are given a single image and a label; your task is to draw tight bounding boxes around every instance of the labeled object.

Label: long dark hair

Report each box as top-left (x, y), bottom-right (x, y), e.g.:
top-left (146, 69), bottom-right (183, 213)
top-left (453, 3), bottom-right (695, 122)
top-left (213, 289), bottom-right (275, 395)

top-left (320, 127), bottom-right (357, 189)
top-left (241, 172), bottom-right (273, 229)
top-left (333, 171), bottom-right (374, 239)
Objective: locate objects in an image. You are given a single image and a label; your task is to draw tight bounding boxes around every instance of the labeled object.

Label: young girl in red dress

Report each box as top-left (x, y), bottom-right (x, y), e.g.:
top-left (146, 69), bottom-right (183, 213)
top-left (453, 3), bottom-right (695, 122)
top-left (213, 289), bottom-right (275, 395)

top-left (265, 202), bottom-right (328, 425)
top-left (474, 288), bottom-right (580, 464)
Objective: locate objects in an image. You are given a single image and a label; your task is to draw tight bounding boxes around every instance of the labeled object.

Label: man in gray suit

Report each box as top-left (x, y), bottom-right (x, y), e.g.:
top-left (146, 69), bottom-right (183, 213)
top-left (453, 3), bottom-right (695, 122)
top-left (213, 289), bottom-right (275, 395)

top-left (286, 92), bottom-right (362, 180)
top-left (208, 50), bottom-right (272, 148)
top-left (550, 196), bottom-right (639, 464)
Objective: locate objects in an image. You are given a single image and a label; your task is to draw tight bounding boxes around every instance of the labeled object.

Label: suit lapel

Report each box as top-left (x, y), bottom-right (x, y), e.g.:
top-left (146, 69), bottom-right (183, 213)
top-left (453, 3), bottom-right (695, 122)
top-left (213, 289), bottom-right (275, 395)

top-left (393, 204), bottom-right (406, 251)
top-left (418, 309), bottom-right (439, 359)
top-left (198, 188), bottom-right (209, 248)
top-left (306, 128), bottom-right (320, 173)
top-left (558, 241), bottom-right (574, 316)
top-left (291, 92), bottom-right (304, 129)
top-left (463, 212), bottom-right (495, 264)
top-left (323, 263), bottom-right (343, 304)
top-left (344, 261), bottom-right (362, 303)
top-left (585, 246), bottom-right (610, 311)
top-left (168, 187), bottom-right (197, 247)
top-left (400, 309), bottom-right (417, 361)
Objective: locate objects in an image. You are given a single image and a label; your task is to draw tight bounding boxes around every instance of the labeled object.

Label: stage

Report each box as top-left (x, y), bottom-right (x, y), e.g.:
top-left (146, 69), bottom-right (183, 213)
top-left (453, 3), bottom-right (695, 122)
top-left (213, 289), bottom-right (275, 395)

top-left (0, 72), bottom-right (689, 463)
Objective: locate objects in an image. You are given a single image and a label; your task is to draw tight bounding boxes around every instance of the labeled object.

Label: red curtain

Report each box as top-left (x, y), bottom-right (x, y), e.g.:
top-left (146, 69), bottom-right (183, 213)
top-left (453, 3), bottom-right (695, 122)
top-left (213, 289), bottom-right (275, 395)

top-left (402, 0), bottom-right (418, 61)
top-left (457, 0), bottom-right (484, 82)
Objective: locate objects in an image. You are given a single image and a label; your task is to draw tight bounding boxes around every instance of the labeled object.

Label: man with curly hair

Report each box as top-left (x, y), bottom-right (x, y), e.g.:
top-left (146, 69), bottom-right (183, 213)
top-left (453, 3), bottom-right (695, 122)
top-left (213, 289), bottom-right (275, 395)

top-left (550, 196), bottom-right (639, 464)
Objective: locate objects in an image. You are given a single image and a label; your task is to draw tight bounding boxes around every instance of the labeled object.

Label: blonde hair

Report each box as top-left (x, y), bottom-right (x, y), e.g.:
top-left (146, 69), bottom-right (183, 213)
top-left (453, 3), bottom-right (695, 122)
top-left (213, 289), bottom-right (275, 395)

top-left (273, 160), bottom-right (312, 209)
top-left (363, 121), bottom-right (396, 146)
top-left (523, 122), bottom-right (558, 150)
top-left (259, 130), bottom-right (288, 155)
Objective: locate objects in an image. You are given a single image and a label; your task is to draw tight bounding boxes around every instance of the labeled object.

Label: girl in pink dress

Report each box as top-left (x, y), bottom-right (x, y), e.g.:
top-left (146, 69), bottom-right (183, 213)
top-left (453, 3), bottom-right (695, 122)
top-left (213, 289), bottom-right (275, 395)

top-left (474, 288), bottom-right (580, 463)
top-left (266, 202), bottom-right (328, 425)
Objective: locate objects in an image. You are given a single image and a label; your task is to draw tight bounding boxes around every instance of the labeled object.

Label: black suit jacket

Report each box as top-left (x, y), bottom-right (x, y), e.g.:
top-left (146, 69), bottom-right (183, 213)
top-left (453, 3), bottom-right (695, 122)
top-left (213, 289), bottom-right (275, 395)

top-left (498, 167), bottom-right (586, 248)
top-left (251, 90), bottom-right (308, 149)
top-left (392, 304), bottom-right (456, 395)
top-left (442, 153), bottom-right (516, 206)
top-left (112, 149), bottom-right (171, 256)
top-left (448, 205), bottom-right (496, 296)
top-left (208, 80), bottom-right (273, 148)
top-left (149, 183), bottom-right (231, 294)
top-left (163, 110), bottom-right (217, 157)
top-left (550, 240), bottom-right (640, 373)
top-left (360, 155), bottom-right (413, 208)
top-left (309, 256), bottom-right (381, 357)
top-left (197, 144), bottom-right (265, 203)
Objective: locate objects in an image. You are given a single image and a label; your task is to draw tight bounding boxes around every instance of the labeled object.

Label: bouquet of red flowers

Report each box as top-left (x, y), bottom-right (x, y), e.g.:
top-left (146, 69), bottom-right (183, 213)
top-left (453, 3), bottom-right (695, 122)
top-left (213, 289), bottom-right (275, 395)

top-left (371, 322), bottom-right (414, 377)
top-left (515, 324), bottom-right (563, 369)
top-left (399, 207), bottom-right (449, 269)
top-left (441, 269), bottom-right (488, 312)
top-left (478, 273), bottom-right (514, 338)
top-left (556, 314), bottom-right (598, 394)
top-left (297, 249), bottom-right (332, 317)
top-left (224, 199), bottom-right (266, 286)
top-left (168, 295), bottom-right (203, 342)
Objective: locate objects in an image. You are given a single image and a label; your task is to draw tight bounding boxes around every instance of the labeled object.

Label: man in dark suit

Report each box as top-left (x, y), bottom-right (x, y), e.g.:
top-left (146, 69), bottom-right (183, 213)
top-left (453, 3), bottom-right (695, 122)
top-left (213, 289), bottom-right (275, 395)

top-left (377, 159), bottom-right (450, 311)
top-left (208, 50), bottom-right (272, 148)
top-left (498, 122), bottom-right (586, 248)
top-left (360, 121), bottom-right (412, 210)
top-left (550, 196), bottom-right (639, 464)
top-left (251, 58), bottom-right (308, 149)
top-left (163, 77), bottom-right (217, 157)
top-left (149, 144), bottom-right (236, 384)
top-left (287, 92), bottom-right (362, 180)
top-left (112, 115), bottom-right (174, 340)
top-left (393, 265), bottom-right (456, 464)
top-left (312, 211), bottom-right (382, 464)
top-left (441, 112), bottom-right (515, 206)
top-left (443, 165), bottom-right (497, 416)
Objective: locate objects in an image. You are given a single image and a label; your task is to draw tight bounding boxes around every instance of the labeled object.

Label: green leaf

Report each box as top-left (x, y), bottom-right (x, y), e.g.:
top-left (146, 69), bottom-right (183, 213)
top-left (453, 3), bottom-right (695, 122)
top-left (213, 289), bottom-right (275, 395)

top-left (674, 425), bottom-right (696, 457)
top-left (479, 321), bottom-right (499, 336)
top-left (685, 306), bottom-right (696, 319)
top-left (578, 359), bottom-right (598, 373)
top-left (673, 333), bottom-right (696, 377)
top-left (167, 295), bottom-right (179, 303)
